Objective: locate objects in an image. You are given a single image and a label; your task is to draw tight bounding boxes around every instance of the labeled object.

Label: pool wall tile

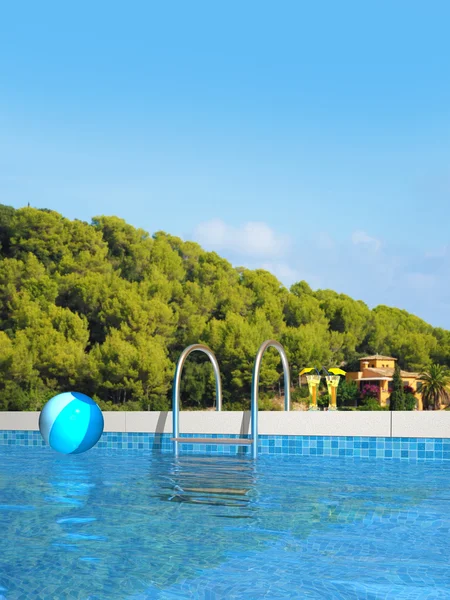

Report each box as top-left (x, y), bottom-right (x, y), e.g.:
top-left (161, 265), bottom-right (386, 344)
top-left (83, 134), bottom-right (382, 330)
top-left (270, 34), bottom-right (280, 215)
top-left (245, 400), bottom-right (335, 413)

top-left (1, 431), bottom-right (450, 461)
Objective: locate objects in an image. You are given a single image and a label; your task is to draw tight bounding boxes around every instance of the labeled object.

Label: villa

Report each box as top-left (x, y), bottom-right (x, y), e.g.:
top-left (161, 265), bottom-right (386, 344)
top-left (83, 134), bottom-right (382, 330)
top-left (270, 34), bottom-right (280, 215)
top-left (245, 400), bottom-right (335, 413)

top-left (345, 354), bottom-right (424, 409)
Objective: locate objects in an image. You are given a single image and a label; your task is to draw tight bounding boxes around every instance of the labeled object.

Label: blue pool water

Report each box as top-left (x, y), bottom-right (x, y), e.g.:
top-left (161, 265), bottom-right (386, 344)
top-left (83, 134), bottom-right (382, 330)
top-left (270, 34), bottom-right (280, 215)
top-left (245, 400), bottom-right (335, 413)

top-left (1, 447), bottom-right (449, 599)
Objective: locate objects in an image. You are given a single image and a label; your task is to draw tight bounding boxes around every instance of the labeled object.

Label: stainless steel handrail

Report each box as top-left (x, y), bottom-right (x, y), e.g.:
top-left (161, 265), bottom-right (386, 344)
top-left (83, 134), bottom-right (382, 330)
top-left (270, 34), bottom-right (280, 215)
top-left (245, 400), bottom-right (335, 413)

top-left (172, 344), bottom-right (222, 456)
top-left (250, 340), bottom-right (291, 459)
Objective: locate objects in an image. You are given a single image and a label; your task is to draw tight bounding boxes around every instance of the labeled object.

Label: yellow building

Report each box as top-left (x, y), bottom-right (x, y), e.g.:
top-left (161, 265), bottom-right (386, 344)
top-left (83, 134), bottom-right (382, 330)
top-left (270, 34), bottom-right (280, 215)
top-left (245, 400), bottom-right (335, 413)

top-left (346, 355), bottom-right (424, 410)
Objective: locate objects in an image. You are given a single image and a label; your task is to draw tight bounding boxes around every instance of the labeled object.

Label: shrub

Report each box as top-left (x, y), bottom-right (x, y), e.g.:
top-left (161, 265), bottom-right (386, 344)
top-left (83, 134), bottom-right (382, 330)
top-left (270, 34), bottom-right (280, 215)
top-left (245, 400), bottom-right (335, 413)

top-left (389, 364), bottom-right (406, 410)
top-left (404, 393), bottom-right (416, 411)
top-left (224, 397), bottom-right (282, 411)
top-left (361, 384), bottom-right (379, 399)
top-left (337, 380), bottom-right (359, 407)
top-left (358, 398), bottom-right (388, 411)
top-left (95, 398), bottom-right (142, 411)
top-left (291, 386), bottom-right (310, 400)
top-left (318, 392), bottom-right (329, 409)
top-left (223, 399), bottom-right (250, 411)
top-left (258, 397), bottom-right (283, 411)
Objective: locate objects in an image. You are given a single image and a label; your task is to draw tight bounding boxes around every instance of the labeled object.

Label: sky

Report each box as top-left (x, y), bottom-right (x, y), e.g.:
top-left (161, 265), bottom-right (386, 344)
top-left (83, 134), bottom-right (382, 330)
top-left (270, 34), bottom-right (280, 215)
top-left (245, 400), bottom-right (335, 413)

top-left (1, 1), bottom-right (450, 327)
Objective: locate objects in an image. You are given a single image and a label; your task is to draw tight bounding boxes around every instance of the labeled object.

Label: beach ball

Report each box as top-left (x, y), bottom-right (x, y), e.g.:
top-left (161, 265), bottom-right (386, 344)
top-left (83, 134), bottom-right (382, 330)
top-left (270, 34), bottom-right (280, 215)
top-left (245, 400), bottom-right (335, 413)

top-left (39, 392), bottom-right (104, 454)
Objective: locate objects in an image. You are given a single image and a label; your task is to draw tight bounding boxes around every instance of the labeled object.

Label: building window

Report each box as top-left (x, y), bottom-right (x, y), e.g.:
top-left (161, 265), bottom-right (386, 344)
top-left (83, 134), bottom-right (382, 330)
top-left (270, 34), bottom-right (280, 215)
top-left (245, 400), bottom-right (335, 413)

top-left (416, 381), bottom-right (423, 392)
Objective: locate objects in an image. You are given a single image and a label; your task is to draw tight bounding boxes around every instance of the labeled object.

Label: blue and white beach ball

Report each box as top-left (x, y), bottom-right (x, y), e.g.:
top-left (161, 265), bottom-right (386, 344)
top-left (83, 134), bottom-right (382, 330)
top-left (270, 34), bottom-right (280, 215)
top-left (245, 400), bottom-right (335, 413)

top-left (39, 392), bottom-right (104, 454)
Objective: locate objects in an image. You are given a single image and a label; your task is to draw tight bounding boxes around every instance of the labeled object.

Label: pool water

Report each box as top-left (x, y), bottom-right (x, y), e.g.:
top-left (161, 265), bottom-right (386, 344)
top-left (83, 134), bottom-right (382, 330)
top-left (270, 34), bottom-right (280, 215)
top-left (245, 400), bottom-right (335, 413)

top-left (0, 447), bottom-right (449, 599)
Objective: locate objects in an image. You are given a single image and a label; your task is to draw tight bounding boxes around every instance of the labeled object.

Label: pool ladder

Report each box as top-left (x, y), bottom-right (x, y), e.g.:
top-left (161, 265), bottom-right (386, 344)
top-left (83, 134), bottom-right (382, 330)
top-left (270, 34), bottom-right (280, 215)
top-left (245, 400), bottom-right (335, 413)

top-left (171, 340), bottom-right (291, 459)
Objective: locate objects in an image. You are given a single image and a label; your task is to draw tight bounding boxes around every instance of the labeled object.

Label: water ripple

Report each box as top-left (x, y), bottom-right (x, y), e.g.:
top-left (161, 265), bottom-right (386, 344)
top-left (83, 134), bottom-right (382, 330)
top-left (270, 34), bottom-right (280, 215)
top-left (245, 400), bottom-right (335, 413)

top-left (0, 447), bottom-right (449, 599)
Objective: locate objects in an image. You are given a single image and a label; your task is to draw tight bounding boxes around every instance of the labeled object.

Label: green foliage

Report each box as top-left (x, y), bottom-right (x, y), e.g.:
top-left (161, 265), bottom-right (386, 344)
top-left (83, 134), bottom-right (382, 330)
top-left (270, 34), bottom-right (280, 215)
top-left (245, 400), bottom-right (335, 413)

top-left (366, 306), bottom-right (437, 371)
top-left (222, 398), bottom-right (250, 411)
top-left (419, 363), bottom-right (450, 410)
top-left (317, 392), bottom-right (329, 409)
top-left (358, 398), bottom-right (388, 411)
top-left (389, 364), bottom-right (406, 410)
top-left (0, 203), bottom-right (16, 255)
top-left (404, 393), bottom-right (417, 411)
top-left (336, 380), bottom-right (359, 407)
top-left (258, 397), bottom-right (283, 411)
top-left (291, 386), bottom-right (310, 401)
top-left (1, 203), bottom-right (450, 411)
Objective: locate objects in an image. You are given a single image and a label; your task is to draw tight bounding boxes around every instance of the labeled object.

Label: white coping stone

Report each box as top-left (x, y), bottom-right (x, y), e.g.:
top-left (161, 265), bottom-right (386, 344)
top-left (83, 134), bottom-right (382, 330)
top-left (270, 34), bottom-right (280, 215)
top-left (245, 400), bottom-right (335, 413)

top-left (0, 411), bottom-right (126, 433)
top-left (391, 411), bottom-right (450, 438)
top-left (122, 411), bottom-right (390, 437)
top-left (1, 410), bottom-right (450, 438)
top-left (178, 411), bottom-right (250, 435)
top-left (125, 411), bottom-right (172, 433)
top-left (258, 411), bottom-right (391, 437)
top-left (103, 412), bottom-right (126, 432)
top-left (0, 412), bottom-right (40, 431)
top-left (123, 411), bottom-right (249, 434)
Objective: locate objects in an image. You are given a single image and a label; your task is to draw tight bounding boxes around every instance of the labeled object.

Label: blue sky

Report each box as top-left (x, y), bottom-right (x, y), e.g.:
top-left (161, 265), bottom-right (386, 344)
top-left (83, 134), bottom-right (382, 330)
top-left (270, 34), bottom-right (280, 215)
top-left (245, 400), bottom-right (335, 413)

top-left (1, 1), bottom-right (450, 327)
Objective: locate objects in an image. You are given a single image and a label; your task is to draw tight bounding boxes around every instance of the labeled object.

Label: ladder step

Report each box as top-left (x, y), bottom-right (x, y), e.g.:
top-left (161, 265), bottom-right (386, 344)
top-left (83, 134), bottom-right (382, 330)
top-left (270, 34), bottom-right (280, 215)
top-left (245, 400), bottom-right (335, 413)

top-left (182, 487), bottom-right (249, 495)
top-left (172, 437), bottom-right (252, 445)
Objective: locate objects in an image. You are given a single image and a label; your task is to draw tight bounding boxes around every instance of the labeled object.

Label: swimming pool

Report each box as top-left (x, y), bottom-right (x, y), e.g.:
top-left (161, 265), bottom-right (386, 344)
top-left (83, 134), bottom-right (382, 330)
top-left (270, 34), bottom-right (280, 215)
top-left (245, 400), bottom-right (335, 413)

top-left (1, 446), bottom-right (449, 599)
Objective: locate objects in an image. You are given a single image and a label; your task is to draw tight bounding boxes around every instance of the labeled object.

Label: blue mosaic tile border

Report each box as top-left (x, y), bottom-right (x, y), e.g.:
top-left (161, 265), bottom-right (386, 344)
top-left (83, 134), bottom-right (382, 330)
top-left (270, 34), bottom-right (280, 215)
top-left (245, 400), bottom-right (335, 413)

top-left (1, 430), bottom-right (450, 460)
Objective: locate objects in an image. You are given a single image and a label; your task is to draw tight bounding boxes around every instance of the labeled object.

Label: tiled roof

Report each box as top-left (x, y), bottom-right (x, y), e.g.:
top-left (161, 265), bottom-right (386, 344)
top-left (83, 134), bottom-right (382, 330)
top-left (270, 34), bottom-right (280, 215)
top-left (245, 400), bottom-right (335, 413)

top-left (359, 355), bottom-right (397, 361)
top-left (362, 367), bottom-right (419, 378)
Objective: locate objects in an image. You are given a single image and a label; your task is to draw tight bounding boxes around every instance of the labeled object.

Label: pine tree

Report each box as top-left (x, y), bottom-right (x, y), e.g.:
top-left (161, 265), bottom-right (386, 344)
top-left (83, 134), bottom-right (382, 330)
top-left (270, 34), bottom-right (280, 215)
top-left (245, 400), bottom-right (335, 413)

top-left (389, 364), bottom-right (405, 410)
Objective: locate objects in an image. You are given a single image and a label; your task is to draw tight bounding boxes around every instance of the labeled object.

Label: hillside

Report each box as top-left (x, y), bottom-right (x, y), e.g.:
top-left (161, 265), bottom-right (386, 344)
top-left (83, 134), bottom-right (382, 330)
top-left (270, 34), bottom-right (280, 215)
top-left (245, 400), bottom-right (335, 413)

top-left (1, 204), bottom-right (449, 411)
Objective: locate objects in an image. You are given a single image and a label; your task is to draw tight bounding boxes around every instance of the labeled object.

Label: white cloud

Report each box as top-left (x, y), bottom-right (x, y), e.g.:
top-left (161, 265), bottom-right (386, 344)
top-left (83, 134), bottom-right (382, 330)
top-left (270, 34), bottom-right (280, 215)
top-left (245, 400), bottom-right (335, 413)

top-left (194, 219), bottom-right (290, 258)
top-left (260, 262), bottom-right (299, 282)
top-left (193, 220), bottom-right (450, 327)
top-left (194, 218), bottom-right (228, 246)
top-left (351, 230), bottom-right (381, 251)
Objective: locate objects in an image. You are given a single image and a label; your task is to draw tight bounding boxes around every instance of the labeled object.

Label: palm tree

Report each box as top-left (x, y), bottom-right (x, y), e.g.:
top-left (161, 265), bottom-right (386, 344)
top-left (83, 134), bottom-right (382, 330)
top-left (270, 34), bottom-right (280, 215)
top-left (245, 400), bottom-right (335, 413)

top-left (418, 364), bottom-right (450, 410)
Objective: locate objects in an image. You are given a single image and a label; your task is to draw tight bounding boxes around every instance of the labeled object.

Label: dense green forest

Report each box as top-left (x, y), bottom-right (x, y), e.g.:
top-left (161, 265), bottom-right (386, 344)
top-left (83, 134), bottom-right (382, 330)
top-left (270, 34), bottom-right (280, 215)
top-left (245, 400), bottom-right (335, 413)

top-left (1, 203), bottom-right (449, 411)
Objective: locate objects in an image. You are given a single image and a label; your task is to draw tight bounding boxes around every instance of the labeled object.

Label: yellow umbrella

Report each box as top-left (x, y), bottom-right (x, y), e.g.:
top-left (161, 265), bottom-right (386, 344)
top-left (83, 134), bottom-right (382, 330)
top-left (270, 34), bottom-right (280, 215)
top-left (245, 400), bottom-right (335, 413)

top-left (299, 367), bottom-right (315, 376)
top-left (328, 368), bottom-right (346, 376)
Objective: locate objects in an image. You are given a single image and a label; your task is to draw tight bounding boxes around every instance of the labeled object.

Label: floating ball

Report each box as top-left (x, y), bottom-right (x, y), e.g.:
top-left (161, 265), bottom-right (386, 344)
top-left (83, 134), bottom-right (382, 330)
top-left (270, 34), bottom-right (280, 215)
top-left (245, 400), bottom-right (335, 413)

top-left (39, 392), bottom-right (104, 454)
